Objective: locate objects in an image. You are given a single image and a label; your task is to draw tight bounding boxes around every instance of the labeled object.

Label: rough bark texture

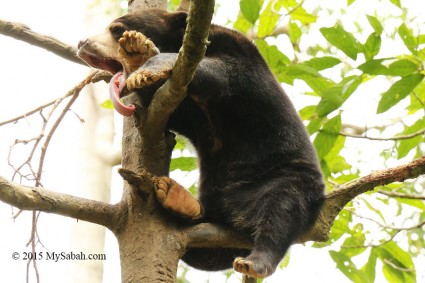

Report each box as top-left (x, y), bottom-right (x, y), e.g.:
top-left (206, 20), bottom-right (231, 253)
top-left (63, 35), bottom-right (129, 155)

top-left (114, 1), bottom-right (215, 281)
top-left (1, 1), bottom-right (425, 282)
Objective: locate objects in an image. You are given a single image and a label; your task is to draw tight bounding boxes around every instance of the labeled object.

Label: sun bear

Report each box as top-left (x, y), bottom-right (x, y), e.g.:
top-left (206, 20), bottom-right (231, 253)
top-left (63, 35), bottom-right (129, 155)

top-left (78, 9), bottom-right (325, 278)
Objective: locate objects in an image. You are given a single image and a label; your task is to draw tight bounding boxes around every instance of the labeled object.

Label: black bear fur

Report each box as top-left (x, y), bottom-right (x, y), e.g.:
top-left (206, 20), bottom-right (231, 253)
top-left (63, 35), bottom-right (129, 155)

top-left (82, 9), bottom-right (325, 277)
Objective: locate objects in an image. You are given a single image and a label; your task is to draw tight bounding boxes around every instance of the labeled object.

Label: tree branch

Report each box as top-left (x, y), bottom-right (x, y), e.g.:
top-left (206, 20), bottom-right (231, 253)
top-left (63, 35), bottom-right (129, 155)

top-left (186, 223), bottom-right (252, 249)
top-left (185, 157), bottom-right (425, 247)
top-left (143, 0), bottom-right (215, 142)
top-left (0, 19), bottom-right (87, 66)
top-left (0, 176), bottom-right (118, 229)
top-left (306, 156), bottom-right (425, 242)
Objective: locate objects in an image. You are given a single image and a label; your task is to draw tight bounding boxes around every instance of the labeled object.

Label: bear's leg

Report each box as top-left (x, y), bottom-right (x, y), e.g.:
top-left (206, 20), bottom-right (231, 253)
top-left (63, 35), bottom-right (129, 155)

top-left (233, 228), bottom-right (288, 278)
top-left (153, 176), bottom-right (203, 221)
top-left (231, 178), bottom-right (321, 278)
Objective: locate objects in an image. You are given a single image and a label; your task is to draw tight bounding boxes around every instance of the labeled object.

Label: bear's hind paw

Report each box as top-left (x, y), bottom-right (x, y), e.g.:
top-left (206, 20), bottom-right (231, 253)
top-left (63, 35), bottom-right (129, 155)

top-left (153, 176), bottom-right (203, 221)
top-left (233, 256), bottom-right (274, 279)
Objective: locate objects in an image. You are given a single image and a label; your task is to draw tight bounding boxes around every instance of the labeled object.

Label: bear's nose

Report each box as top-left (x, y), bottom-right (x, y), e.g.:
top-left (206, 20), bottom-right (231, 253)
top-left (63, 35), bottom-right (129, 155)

top-left (77, 39), bottom-right (88, 49)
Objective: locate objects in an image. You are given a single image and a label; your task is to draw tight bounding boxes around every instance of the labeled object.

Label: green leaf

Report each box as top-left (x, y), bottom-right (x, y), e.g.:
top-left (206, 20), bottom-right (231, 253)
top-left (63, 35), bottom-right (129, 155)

top-left (258, 1), bottom-right (281, 38)
top-left (314, 115), bottom-right (341, 159)
top-left (366, 15), bottom-right (383, 35)
top-left (307, 116), bottom-right (324, 135)
top-left (100, 99), bottom-right (114, 109)
top-left (329, 251), bottom-right (371, 282)
top-left (396, 117), bottom-right (425, 158)
top-left (289, 6), bottom-right (317, 24)
top-left (316, 76), bottom-right (362, 117)
top-left (397, 136), bottom-right (421, 159)
top-left (348, 0), bottom-right (356, 5)
top-left (361, 249), bottom-right (378, 282)
top-left (255, 39), bottom-right (291, 73)
top-left (341, 223), bottom-right (366, 257)
top-left (240, 0), bottom-right (263, 24)
top-left (279, 253), bottom-right (290, 268)
top-left (288, 20), bottom-right (302, 44)
top-left (397, 197), bottom-right (425, 210)
top-left (174, 136), bottom-right (187, 150)
top-left (188, 184), bottom-right (197, 196)
top-left (377, 74), bottom-right (424, 113)
top-left (389, 0), bottom-right (401, 8)
top-left (358, 59), bottom-right (389, 75)
top-left (170, 157), bottom-right (197, 171)
top-left (233, 12), bottom-right (254, 33)
top-left (299, 105), bottom-right (317, 120)
top-left (342, 75), bottom-right (363, 98)
top-left (376, 242), bottom-right (416, 283)
top-left (277, 64), bottom-right (335, 93)
top-left (320, 25), bottom-right (361, 60)
top-left (316, 86), bottom-right (344, 117)
top-left (303, 56), bottom-right (341, 71)
top-left (332, 209), bottom-right (352, 240)
top-left (363, 33), bottom-right (381, 61)
top-left (387, 59), bottom-right (419, 76)
top-left (398, 23), bottom-right (418, 53)
top-left (324, 136), bottom-right (349, 173)
top-left (407, 80), bottom-right (425, 113)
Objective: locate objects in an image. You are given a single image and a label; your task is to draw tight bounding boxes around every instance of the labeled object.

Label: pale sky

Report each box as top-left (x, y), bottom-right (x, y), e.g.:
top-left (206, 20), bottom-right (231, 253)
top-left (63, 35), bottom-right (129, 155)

top-left (0, 0), bottom-right (424, 282)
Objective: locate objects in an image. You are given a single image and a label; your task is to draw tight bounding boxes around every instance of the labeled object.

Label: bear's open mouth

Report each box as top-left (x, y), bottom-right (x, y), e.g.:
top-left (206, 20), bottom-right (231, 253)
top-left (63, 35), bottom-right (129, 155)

top-left (79, 51), bottom-right (136, 116)
top-left (81, 53), bottom-right (123, 76)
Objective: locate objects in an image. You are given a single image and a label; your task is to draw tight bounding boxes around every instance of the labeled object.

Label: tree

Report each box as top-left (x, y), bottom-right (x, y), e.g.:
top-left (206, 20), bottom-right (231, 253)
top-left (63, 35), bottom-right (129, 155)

top-left (0, 0), bottom-right (424, 282)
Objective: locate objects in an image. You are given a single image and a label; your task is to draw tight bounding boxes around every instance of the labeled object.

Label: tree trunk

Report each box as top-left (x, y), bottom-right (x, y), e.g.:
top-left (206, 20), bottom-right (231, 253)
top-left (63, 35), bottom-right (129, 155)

top-left (112, 2), bottom-right (187, 281)
top-left (115, 107), bottom-right (185, 281)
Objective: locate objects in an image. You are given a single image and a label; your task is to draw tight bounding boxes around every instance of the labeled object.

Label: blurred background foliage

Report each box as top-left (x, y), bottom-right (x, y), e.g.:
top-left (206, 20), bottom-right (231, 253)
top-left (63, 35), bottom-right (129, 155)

top-left (166, 0), bottom-right (425, 282)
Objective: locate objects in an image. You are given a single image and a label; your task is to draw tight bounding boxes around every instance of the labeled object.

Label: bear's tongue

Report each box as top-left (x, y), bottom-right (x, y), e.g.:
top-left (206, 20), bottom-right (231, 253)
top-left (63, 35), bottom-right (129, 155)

top-left (109, 71), bottom-right (136, 116)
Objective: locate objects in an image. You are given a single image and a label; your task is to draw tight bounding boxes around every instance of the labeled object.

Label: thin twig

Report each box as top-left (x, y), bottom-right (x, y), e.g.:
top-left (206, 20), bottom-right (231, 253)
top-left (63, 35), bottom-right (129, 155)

top-left (378, 189), bottom-right (425, 200)
top-left (341, 209), bottom-right (425, 248)
top-left (36, 72), bottom-right (95, 182)
top-left (0, 96), bottom-right (71, 127)
top-left (26, 212), bottom-right (40, 283)
top-left (339, 128), bottom-right (425, 141)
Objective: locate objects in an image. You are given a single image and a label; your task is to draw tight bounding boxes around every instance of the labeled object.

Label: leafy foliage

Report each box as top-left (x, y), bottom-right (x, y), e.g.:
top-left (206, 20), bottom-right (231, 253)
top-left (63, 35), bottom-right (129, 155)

top-left (170, 0), bottom-right (424, 281)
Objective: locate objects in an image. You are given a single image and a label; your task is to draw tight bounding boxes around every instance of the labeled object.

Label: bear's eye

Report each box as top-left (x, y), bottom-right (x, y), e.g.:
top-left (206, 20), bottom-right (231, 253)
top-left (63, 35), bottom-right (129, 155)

top-left (109, 23), bottom-right (127, 40)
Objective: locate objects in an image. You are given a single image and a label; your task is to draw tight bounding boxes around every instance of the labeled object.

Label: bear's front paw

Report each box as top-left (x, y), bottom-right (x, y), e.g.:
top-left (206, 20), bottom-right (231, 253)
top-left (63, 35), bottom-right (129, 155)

top-left (118, 30), bottom-right (159, 57)
top-left (126, 69), bottom-right (171, 90)
top-left (153, 176), bottom-right (203, 221)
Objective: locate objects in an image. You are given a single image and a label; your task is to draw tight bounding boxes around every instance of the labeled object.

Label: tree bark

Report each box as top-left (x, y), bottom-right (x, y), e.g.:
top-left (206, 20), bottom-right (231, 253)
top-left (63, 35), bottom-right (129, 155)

top-left (113, 1), bottom-right (216, 281)
top-left (1, 1), bottom-right (425, 282)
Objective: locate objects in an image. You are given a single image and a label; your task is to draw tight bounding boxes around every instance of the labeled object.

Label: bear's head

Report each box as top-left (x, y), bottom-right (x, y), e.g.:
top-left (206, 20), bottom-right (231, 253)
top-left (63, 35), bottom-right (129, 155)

top-left (77, 9), bottom-right (187, 116)
top-left (78, 9), bottom-right (187, 77)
